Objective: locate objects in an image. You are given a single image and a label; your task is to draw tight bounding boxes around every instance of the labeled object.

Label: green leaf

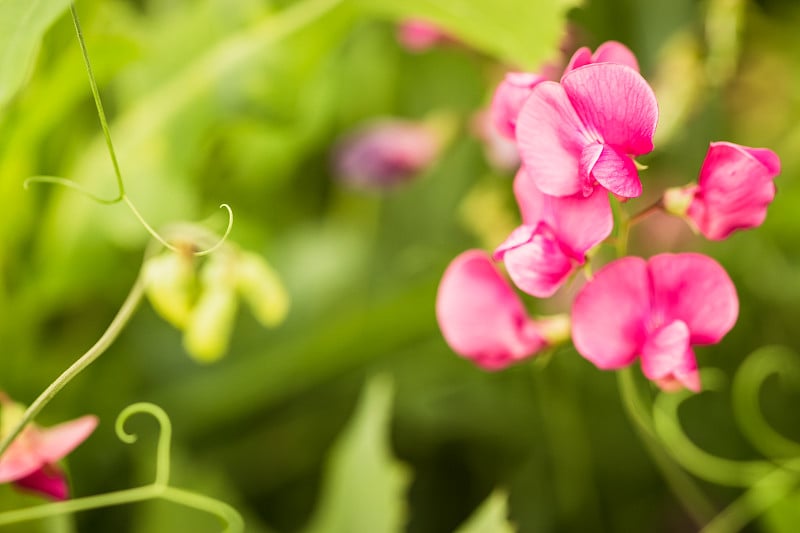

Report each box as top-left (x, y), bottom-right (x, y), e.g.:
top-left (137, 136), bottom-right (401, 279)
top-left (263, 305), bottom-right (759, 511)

top-left (455, 491), bottom-right (517, 533)
top-left (352, 0), bottom-right (581, 68)
top-left (304, 376), bottom-right (410, 533)
top-left (0, 0), bottom-right (72, 107)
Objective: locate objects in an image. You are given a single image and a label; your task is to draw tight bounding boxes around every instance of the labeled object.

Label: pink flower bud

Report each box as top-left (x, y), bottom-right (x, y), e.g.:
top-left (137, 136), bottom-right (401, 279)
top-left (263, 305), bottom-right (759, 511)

top-left (489, 72), bottom-right (547, 140)
top-left (332, 119), bottom-right (442, 190)
top-left (564, 40), bottom-right (640, 74)
top-left (436, 250), bottom-right (549, 370)
top-left (396, 19), bottom-right (450, 52)
top-left (663, 141), bottom-right (780, 240)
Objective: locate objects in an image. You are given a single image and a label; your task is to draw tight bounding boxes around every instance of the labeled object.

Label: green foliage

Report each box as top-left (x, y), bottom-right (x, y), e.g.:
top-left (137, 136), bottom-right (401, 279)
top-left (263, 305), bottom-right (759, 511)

top-left (455, 491), bottom-right (516, 533)
top-left (0, 0), bottom-right (72, 107)
top-left (304, 376), bottom-right (409, 533)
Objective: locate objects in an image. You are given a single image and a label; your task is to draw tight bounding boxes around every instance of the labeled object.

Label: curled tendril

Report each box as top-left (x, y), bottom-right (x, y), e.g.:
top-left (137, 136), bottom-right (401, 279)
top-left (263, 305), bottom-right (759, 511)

top-left (731, 346), bottom-right (800, 460)
top-left (116, 402), bottom-right (173, 487)
top-left (0, 403), bottom-right (244, 532)
top-left (653, 368), bottom-right (776, 487)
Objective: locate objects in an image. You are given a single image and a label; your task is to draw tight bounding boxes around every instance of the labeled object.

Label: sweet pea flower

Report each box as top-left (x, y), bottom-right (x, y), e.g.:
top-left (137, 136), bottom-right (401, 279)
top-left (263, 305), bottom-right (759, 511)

top-left (436, 250), bottom-right (569, 370)
top-left (663, 141), bottom-right (781, 240)
top-left (0, 395), bottom-right (98, 500)
top-left (332, 119), bottom-right (442, 190)
top-left (571, 253), bottom-right (738, 392)
top-left (516, 62), bottom-right (658, 198)
top-left (489, 72), bottom-right (548, 140)
top-left (493, 169), bottom-right (612, 298)
top-left (470, 109), bottom-right (520, 170)
top-left (565, 40), bottom-right (640, 73)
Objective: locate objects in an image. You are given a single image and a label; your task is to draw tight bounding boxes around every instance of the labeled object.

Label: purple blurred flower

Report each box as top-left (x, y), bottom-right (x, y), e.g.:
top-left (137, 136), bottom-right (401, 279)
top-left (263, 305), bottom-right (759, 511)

top-left (333, 119), bottom-right (442, 190)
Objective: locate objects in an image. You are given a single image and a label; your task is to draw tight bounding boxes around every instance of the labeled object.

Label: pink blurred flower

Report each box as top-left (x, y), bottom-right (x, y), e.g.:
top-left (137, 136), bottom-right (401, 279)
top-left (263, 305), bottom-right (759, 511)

top-left (470, 109), bottom-right (520, 170)
top-left (565, 40), bottom-right (640, 74)
top-left (489, 72), bottom-right (547, 140)
top-left (516, 63), bottom-right (658, 198)
top-left (436, 250), bottom-right (551, 370)
top-left (333, 119), bottom-right (441, 190)
top-left (663, 142), bottom-right (781, 240)
top-left (571, 253), bottom-right (738, 392)
top-left (0, 395), bottom-right (97, 500)
top-left (396, 19), bottom-right (450, 51)
top-left (493, 169), bottom-right (612, 297)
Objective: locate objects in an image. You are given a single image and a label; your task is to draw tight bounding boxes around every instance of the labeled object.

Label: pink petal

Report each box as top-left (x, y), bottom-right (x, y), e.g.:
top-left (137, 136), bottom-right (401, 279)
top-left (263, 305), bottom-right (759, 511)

top-left (640, 320), bottom-right (694, 377)
top-left (435, 250), bottom-right (545, 369)
top-left (34, 415), bottom-right (98, 464)
top-left (494, 224), bottom-right (576, 298)
top-left (565, 41), bottom-right (640, 73)
top-left (512, 168), bottom-right (546, 225)
top-left (562, 63), bottom-right (658, 156)
top-left (591, 41), bottom-right (640, 72)
top-left (0, 432), bottom-right (43, 483)
top-left (688, 142), bottom-right (780, 240)
top-left (585, 144), bottom-right (642, 198)
top-left (14, 466), bottom-right (68, 500)
top-left (571, 257), bottom-right (650, 369)
top-left (648, 253), bottom-right (738, 345)
top-left (513, 169), bottom-right (613, 254)
top-left (516, 81), bottom-right (592, 197)
top-left (490, 72), bottom-right (547, 139)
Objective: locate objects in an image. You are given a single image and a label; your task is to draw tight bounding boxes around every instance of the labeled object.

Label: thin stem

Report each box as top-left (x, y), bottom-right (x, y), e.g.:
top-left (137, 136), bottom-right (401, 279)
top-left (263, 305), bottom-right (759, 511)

top-left (23, 176), bottom-right (119, 204)
top-left (70, 3), bottom-right (125, 201)
top-left (0, 274), bottom-right (145, 458)
top-left (628, 199), bottom-right (663, 226)
top-left (617, 368), bottom-right (717, 526)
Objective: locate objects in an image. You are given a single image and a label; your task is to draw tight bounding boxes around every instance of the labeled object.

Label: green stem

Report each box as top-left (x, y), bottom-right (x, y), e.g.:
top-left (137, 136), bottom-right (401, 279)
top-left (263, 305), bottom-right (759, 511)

top-left (0, 274), bottom-right (145, 458)
top-left (70, 2), bottom-right (125, 201)
top-left (617, 368), bottom-right (717, 526)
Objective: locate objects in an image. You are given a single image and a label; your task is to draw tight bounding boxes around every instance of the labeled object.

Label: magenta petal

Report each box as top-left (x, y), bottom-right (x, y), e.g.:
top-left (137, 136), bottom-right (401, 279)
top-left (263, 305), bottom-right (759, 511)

top-left (490, 72), bottom-right (547, 139)
top-left (36, 415), bottom-right (99, 464)
top-left (495, 224), bottom-right (576, 298)
top-left (14, 466), bottom-right (68, 500)
top-left (0, 436), bottom-right (42, 483)
top-left (587, 144), bottom-right (642, 198)
top-left (562, 63), bottom-right (658, 155)
top-left (648, 253), bottom-right (738, 345)
top-left (435, 250), bottom-right (545, 369)
top-left (640, 320), bottom-right (692, 380)
top-left (516, 81), bottom-right (591, 197)
top-left (512, 168), bottom-right (546, 225)
top-left (564, 47), bottom-right (593, 72)
top-left (513, 168), bottom-right (613, 254)
top-left (591, 41), bottom-right (640, 72)
top-left (571, 257), bottom-right (650, 369)
top-left (689, 142), bottom-right (780, 240)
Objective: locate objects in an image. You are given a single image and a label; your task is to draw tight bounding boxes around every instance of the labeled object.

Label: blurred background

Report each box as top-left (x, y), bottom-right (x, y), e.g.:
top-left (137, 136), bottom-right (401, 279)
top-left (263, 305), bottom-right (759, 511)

top-left (1, 0), bottom-right (800, 531)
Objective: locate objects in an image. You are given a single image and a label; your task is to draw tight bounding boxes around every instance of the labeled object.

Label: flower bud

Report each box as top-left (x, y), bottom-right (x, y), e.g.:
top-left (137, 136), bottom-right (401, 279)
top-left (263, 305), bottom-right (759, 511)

top-left (183, 256), bottom-right (238, 363)
top-left (143, 252), bottom-right (196, 329)
top-left (235, 252), bottom-right (290, 328)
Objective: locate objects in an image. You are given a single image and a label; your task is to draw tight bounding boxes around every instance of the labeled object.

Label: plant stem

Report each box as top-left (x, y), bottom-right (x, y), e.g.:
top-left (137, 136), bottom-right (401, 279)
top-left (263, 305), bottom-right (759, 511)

top-left (617, 368), bottom-right (717, 526)
top-left (0, 274), bottom-right (145, 458)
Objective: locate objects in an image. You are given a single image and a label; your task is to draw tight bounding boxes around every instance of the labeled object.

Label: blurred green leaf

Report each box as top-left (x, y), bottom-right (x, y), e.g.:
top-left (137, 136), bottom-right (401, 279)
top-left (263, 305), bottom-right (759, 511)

top-left (0, 0), bottom-right (71, 107)
top-left (455, 491), bottom-right (516, 533)
top-left (353, 0), bottom-right (581, 68)
top-left (304, 376), bottom-right (409, 533)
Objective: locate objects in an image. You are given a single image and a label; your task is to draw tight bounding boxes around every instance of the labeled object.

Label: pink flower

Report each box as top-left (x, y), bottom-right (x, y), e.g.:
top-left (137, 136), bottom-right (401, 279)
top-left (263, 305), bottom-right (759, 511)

top-left (663, 142), bottom-right (781, 240)
top-left (470, 109), bottom-right (520, 170)
top-left (489, 72), bottom-right (547, 140)
top-left (493, 169), bottom-right (612, 297)
top-left (332, 119), bottom-right (441, 190)
top-left (436, 250), bottom-right (549, 370)
top-left (396, 19), bottom-right (449, 51)
top-left (571, 253), bottom-right (739, 392)
top-left (565, 41), bottom-right (640, 73)
top-left (0, 395), bottom-right (98, 500)
top-left (516, 63), bottom-right (658, 198)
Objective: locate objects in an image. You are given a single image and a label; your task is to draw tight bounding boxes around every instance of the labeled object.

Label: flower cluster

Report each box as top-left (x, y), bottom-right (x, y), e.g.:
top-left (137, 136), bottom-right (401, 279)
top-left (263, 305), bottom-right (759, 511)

top-left (437, 41), bottom-right (780, 392)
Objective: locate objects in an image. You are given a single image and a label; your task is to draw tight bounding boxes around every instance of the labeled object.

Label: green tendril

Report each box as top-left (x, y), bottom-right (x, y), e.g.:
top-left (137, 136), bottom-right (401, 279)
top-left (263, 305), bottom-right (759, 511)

top-left (0, 403), bottom-right (244, 532)
top-left (652, 369), bottom-right (776, 487)
top-left (617, 367), bottom-right (717, 525)
top-left (731, 346), bottom-right (800, 460)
